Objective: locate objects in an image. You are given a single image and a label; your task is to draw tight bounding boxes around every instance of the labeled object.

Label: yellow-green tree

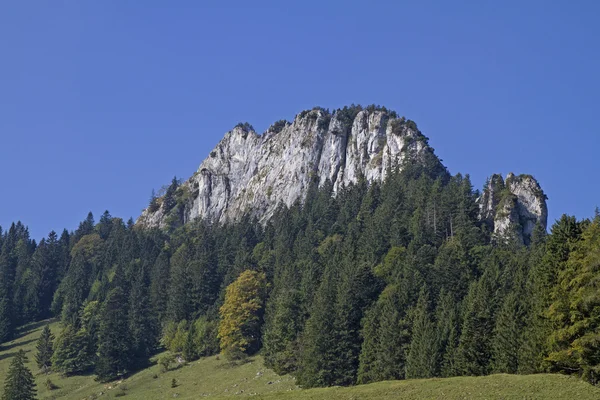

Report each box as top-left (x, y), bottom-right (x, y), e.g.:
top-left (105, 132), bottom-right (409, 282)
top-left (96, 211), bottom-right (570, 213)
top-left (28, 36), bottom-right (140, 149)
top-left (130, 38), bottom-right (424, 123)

top-left (218, 270), bottom-right (267, 360)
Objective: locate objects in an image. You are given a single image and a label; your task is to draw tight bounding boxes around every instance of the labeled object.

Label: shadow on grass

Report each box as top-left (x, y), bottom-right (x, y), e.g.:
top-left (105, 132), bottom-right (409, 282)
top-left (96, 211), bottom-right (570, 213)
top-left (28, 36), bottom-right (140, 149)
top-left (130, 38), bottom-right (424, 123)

top-left (15, 318), bottom-right (57, 339)
top-left (0, 350), bottom-right (21, 362)
top-left (0, 338), bottom-right (37, 352)
top-left (215, 356), bottom-right (256, 370)
top-left (0, 350), bottom-right (31, 361)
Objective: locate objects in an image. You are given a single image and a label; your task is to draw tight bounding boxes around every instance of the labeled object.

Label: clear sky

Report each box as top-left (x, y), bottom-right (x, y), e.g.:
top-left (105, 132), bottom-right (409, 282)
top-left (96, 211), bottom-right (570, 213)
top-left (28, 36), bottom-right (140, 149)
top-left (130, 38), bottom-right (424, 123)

top-left (1, 1), bottom-right (599, 240)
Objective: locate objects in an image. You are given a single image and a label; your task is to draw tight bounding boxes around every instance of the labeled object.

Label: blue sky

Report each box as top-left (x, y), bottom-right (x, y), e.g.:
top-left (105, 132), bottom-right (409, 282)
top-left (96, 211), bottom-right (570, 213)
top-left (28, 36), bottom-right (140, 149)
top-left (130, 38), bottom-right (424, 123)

top-left (1, 1), bottom-right (599, 239)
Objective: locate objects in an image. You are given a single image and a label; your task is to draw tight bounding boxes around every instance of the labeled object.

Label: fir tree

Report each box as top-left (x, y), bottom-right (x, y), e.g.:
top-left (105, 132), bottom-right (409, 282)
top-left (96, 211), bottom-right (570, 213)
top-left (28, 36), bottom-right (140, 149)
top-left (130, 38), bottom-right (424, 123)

top-left (128, 264), bottom-right (157, 366)
top-left (406, 287), bottom-right (439, 379)
top-left (435, 289), bottom-right (460, 377)
top-left (546, 216), bottom-right (600, 384)
top-left (96, 287), bottom-right (132, 382)
top-left (35, 325), bottom-right (54, 372)
top-left (296, 267), bottom-right (338, 388)
top-left (490, 292), bottom-right (523, 373)
top-left (2, 350), bottom-right (36, 400)
top-left (262, 288), bottom-right (302, 374)
top-left (357, 284), bottom-right (411, 384)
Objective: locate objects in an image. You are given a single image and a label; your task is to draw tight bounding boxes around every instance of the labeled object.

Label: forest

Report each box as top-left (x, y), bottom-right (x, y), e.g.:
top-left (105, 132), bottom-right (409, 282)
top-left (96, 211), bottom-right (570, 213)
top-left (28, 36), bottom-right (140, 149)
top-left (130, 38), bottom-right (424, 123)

top-left (1, 153), bottom-right (599, 394)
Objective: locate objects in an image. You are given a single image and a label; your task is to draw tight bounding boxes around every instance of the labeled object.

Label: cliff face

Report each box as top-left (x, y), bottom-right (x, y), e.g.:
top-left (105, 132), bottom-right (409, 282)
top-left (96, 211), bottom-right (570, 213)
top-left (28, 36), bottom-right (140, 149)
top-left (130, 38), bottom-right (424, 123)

top-left (137, 107), bottom-right (440, 228)
top-left (137, 105), bottom-right (548, 243)
top-left (478, 173), bottom-right (548, 244)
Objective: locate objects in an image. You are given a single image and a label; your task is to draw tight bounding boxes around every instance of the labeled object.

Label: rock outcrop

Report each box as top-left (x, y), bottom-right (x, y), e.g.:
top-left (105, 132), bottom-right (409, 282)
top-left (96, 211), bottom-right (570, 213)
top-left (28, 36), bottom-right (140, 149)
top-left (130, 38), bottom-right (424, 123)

top-left (478, 173), bottom-right (548, 244)
top-left (137, 105), bottom-right (548, 244)
top-left (137, 106), bottom-right (441, 229)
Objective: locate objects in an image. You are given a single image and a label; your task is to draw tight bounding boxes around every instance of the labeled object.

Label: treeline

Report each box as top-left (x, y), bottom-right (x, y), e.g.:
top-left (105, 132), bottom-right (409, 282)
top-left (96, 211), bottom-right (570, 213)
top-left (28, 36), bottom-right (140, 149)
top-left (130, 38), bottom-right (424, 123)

top-left (1, 161), bottom-right (599, 386)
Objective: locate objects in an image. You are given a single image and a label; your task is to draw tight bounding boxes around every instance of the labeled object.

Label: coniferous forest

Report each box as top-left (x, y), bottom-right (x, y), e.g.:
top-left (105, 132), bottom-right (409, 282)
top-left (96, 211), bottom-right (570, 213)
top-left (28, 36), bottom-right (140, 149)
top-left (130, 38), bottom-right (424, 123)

top-left (1, 155), bottom-right (600, 391)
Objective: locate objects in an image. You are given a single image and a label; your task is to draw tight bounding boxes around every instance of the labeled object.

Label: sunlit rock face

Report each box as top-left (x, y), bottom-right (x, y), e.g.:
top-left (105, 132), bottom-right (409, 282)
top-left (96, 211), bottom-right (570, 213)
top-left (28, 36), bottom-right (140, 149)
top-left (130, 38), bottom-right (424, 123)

top-left (137, 105), bottom-right (548, 245)
top-left (478, 173), bottom-right (548, 244)
top-left (137, 107), bottom-right (436, 229)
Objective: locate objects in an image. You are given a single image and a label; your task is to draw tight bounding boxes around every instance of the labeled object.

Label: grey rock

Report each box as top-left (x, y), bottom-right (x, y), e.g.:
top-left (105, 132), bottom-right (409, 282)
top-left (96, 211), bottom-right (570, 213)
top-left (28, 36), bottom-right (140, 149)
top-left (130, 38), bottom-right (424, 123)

top-left (137, 107), bottom-right (433, 228)
top-left (478, 173), bottom-right (548, 243)
top-left (137, 106), bottom-right (547, 245)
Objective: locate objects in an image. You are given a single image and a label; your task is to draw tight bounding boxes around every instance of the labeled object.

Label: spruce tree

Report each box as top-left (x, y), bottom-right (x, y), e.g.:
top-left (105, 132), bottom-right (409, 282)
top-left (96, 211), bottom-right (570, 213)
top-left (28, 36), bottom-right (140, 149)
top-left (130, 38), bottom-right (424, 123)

top-left (546, 216), bottom-right (600, 383)
top-left (358, 284), bottom-right (411, 384)
top-left (490, 292), bottom-right (523, 373)
top-left (296, 267), bottom-right (338, 388)
top-left (2, 350), bottom-right (36, 400)
top-left (128, 264), bottom-right (157, 366)
top-left (406, 287), bottom-right (438, 379)
top-left (0, 286), bottom-right (14, 344)
top-left (96, 287), bottom-right (132, 382)
top-left (35, 325), bottom-right (54, 372)
top-left (262, 288), bottom-right (302, 374)
top-left (435, 289), bottom-right (460, 377)
top-left (456, 264), bottom-right (499, 376)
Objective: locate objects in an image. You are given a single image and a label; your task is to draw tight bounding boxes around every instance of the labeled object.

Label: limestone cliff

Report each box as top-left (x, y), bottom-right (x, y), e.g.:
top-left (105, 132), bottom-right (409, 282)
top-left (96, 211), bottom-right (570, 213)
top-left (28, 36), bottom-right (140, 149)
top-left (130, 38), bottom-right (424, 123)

top-left (137, 106), bottom-right (440, 228)
top-left (478, 173), bottom-right (548, 243)
top-left (137, 105), bottom-right (548, 244)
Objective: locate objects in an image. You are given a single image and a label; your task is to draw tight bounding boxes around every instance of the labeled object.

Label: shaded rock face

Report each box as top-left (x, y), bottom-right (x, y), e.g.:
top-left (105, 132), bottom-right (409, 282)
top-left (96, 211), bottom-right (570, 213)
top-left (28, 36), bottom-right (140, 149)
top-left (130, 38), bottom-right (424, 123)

top-left (478, 173), bottom-right (548, 244)
top-left (137, 107), bottom-right (438, 228)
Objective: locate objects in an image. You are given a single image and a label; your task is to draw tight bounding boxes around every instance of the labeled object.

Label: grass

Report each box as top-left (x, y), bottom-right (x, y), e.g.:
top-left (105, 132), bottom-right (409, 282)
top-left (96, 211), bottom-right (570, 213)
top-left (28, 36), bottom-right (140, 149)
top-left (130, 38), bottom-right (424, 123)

top-left (1, 321), bottom-right (600, 399)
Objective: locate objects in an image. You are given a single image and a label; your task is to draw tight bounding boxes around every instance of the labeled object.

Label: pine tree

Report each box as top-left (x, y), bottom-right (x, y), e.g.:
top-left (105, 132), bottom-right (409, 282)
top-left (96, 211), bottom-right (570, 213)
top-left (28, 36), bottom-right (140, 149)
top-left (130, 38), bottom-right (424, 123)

top-left (2, 350), bottom-right (36, 400)
top-left (35, 325), bottom-right (54, 372)
top-left (96, 287), bottom-right (132, 382)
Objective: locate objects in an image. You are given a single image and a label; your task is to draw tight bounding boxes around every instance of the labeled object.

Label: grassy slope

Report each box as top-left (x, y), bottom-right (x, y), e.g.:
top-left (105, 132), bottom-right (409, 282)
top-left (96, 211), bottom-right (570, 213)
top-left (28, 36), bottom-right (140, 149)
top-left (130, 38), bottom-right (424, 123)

top-left (1, 321), bottom-right (599, 400)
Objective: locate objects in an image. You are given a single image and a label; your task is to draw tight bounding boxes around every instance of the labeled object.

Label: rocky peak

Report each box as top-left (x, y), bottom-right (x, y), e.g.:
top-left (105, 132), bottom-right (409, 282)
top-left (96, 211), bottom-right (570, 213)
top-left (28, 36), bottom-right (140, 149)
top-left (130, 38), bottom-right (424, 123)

top-left (137, 105), bottom-right (547, 245)
top-left (478, 173), bottom-right (548, 244)
top-left (137, 106), bottom-right (440, 229)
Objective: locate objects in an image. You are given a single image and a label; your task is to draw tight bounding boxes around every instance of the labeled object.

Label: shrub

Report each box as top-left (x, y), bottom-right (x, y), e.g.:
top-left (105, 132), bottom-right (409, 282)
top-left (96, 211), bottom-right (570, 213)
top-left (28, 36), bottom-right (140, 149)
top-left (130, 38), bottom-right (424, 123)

top-left (158, 353), bottom-right (176, 373)
top-left (45, 378), bottom-right (58, 390)
top-left (234, 122), bottom-right (254, 132)
top-left (269, 120), bottom-right (288, 134)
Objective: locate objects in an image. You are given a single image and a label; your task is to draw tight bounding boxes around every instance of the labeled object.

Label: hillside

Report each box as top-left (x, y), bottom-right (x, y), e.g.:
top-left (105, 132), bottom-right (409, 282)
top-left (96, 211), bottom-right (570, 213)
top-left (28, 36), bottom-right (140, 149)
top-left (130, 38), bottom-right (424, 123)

top-left (1, 106), bottom-right (599, 398)
top-left (2, 321), bottom-right (599, 400)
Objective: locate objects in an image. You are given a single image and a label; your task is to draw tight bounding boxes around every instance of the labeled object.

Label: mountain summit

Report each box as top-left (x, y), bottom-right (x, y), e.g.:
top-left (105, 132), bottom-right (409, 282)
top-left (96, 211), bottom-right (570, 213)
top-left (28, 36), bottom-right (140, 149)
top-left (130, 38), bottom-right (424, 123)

top-left (137, 105), bottom-right (547, 243)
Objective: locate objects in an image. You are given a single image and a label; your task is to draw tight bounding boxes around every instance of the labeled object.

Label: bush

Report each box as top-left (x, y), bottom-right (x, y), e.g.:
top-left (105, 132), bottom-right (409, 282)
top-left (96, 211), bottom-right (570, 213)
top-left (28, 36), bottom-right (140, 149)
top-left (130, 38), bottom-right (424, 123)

top-left (194, 317), bottom-right (220, 357)
top-left (234, 122), bottom-right (254, 132)
top-left (269, 120), bottom-right (288, 134)
top-left (45, 378), bottom-right (58, 390)
top-left (158, 353), bottom-right (177, 373)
